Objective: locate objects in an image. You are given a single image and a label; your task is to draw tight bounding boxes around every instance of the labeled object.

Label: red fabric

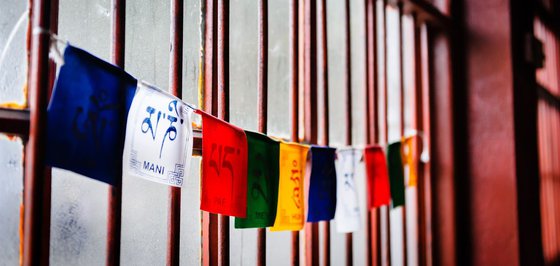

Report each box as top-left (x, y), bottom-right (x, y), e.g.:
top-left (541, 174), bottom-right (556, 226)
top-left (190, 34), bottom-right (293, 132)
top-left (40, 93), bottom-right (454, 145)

top-left (364, 145), bottom-right (391, 208)
top-left (197, 110), bottom-right (248, 217)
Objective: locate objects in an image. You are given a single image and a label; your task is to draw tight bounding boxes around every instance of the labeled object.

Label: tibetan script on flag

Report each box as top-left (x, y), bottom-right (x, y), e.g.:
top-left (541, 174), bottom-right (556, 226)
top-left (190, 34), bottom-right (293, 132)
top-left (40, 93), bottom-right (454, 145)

top-left (271, 142), bottom-right (309, 231)
top-left (123, 82), bottom-right (194, 187)
top-left (306, 146), bottom-right (337, 222)
top-left (235, 131), bottom-right (280, 228)
top-left (46, 45), bottom-right (137, 185)
top-left (334, 148), bottom-right (362, 233)
top-left (197, 110), bottom-right (248, 218)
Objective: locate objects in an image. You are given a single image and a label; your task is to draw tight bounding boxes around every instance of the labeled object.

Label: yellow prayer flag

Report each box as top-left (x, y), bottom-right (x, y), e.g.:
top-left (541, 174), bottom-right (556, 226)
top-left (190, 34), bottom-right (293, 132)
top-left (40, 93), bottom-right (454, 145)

top-left (270, 141), bottom-right (309, 231)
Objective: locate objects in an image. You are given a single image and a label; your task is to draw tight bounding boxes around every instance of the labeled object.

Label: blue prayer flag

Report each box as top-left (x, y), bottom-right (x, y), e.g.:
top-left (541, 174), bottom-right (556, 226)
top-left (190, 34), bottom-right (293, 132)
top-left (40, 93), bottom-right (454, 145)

top-left (306, 146), bottom-right (337, 222)
top-left (46, 45), bottom-right (137, 185)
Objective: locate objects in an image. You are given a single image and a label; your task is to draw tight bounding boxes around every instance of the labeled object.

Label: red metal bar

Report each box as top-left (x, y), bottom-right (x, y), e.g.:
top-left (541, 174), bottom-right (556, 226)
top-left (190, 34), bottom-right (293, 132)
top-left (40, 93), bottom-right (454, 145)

top-left (342, 0), bottom-right (354, 265)
top-left (257, 0), bottom-right (268, 264)
top-left (290, 0), bottom-right (300, 264)
top-left (411, 14), bottom-right (427, 266)
top-left (106, 0), bottom-right (126, 265)
top-left (167, 0), bottom-right (184, 264)
top-left (303, 0), bottom-right (317, 144)
top-left (47, 0), bottom-right (59, 98)
top-left (318, 0), bottom-right (328, 148)
top-left (365, 0), bottom-right (380, 265)
top-left (290, 0), bottom-right (299, 144)
top-left (317, 0), bottom-right (331, 264)
top-left (202, 0), bottom-right (218, 265)
top-left (204, 0), bottom-right (218, 116)
top-left (217, 0), bottom-right (230, 264)
top-left (343, 0), bottom-right (352, 147)
top-left (427, 26), bottom-right (457, 266)
top-left (22, 0), bottom-right (51, 264)
top-left (419, 23), bottom-right (432, 266)
top-left (303, 0), bottom-right (319, 263)
top-left (381, 2), bottom-right (392, 265)
top-left (397, 4), bottom-right (408, 266)
top-left (40, 0), bottom-right (58, 263)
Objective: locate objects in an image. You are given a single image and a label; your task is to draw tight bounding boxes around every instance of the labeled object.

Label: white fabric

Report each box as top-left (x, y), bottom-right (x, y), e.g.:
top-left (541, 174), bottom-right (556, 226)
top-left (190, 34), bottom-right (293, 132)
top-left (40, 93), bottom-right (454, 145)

top-left (123, 81), bottom-right (193, 187)
top-left (334, 148), bottom-right (362, 233)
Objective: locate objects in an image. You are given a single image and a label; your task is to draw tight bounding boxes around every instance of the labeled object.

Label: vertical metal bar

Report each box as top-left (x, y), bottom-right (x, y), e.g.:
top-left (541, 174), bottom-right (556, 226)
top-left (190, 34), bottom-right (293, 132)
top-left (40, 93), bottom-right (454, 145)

top-left (380, 1), bottom-right (391, 265)
top-left (365, 0), bottom-right (379, 265)
top-left (204, 0), bottom-right (218, 115)
top-left (303, 0), bottom-right (318, 144)
top-left (40, 0), bottom-right (58, 263)
top-left (217, 0), bottom-right (230, 265)
top-left (107, 0), bottom-right (126, 265)
top-left (202, 0), bottom-right (218, 265)
top-left (167, 0), bottom-right (184, 265)
top-left (317, 0), bottom-right (331, 263)
top-left (290, 0), bottom-right (300, 142)
top-left (510, 0), bottom-right (544, 264)
top-left (343, 0), bottom-right (351, 147)
top-left (47, 0), bottom-right (59, 96)
top-left (420, 23), bottom-right (433, 266)
top-left (257, 0), bottom-right (268, 264)
top-left (411, 14), bottom-right (427, 266)
top-left (304, 0), bottom-right (319, 263)
top-left (397, 4), bottom-right (408, 266)
top-left (342, 0), bottom-right (353, 265)
top-left (23, 0), bottom-right (51, 264)
top-left (290, 0), bottom-right (300, 264)
top-left (318, 0), bottom-right (328, 167)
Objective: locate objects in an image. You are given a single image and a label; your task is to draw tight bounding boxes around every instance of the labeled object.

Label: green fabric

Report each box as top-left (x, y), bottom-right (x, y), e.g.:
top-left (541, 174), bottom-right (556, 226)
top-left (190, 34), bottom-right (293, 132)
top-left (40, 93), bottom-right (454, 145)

top-left (387, 142), bottom-right (405, 208)
top-left (234, 131), bottom-right (280, 228)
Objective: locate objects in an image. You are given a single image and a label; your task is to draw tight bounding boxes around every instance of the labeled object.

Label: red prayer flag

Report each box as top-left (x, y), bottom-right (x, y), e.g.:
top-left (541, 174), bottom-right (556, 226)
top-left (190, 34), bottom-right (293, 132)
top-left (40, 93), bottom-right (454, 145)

top-left (197, 110), bottom-right (248, 217)
top-left (364, 145), bottom-right (391, 208)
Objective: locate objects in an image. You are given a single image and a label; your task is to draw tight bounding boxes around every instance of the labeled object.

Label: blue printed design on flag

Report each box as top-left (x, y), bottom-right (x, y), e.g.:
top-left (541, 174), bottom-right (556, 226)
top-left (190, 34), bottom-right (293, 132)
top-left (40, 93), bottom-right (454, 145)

top-left (122, 82), bottom-right (194, 187)
top-left (46, 45), bottom-right (137, 185)
top-left (306, 146), bottom-right (338, 222)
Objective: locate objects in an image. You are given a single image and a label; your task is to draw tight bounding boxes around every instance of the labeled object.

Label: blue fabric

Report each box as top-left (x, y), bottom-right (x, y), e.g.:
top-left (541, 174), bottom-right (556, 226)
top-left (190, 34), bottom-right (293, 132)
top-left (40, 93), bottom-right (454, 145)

top-left (46, 45), bottom-right (137, 185)
top-left (306, 146), bottom-right (337, 222)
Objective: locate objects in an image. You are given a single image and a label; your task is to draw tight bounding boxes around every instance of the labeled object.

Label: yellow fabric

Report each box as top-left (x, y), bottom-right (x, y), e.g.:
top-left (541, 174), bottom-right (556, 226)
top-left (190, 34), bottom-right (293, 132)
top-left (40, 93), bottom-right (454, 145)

top-left (0, 81), bottom-right (28, 109)
top-left (270, 142), bottom-right (309, 231)
top-left (402, 135), bottom-right (420, 186)
top-left (0, 101), bottom-right (27, 109)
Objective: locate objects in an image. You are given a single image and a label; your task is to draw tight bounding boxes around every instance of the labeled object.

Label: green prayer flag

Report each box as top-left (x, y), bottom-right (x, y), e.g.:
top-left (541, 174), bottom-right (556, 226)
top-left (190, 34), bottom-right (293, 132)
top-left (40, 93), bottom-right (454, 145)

top-left (387, 141), bottom-right (405, 207)
top-left (234, 131), bottom-right (280, 228)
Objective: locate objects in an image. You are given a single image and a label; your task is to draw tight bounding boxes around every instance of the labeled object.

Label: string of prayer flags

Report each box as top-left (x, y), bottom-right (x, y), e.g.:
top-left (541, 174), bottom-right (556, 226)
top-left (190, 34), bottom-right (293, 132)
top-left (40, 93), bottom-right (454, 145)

top-left (122, 82), bottom-right (194, 187)
top-left (364, 145), bottom-right (391, 208)
top-left (387, 141), bottom-right (406, 207)
top-left (197, 110), bottom-right (248, 218)
top-left (46, 45), bottom-right (137, 185)
top-left (271, 141), bottom-right (309, 231)
top-left (402, 135), bottom-right (422, 186)
top-left (306, 146), bottom-right (337, 222)
top-left (235, 132), bottom-right (280, 229)
top-left (334, 148), bottom-right (362, 233)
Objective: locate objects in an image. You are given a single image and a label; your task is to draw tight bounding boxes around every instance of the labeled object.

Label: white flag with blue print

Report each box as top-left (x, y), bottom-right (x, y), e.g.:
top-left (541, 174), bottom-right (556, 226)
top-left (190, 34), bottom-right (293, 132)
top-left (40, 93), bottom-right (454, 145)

top-left (123, 81), bottom-right (194, 187)
top-left (334, 147), bottom-right (362, 233)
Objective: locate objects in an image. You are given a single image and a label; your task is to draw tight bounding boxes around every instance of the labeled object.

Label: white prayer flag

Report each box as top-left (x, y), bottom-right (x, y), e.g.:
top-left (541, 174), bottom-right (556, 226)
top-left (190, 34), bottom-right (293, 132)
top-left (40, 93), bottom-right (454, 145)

top-left (123, 81), bottom-right (194, 187)
top-left (334, 148), bottom-right (362, 233)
